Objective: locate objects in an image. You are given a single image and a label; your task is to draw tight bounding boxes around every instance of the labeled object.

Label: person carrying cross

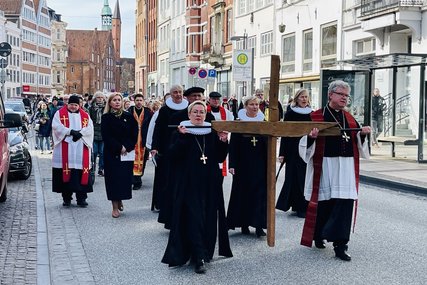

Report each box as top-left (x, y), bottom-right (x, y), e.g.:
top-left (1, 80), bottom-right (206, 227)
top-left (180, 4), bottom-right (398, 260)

top-left (299, 80), bottom-right (371, 261)
top-left (51, 95), bottom-right (94, 207)
top-left (226, 95), bottom-right (268, 238)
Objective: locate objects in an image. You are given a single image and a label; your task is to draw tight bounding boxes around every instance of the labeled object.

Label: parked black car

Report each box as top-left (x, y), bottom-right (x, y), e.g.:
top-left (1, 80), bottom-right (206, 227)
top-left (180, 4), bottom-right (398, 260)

top-left (8, 126), bottom-right (32, 180)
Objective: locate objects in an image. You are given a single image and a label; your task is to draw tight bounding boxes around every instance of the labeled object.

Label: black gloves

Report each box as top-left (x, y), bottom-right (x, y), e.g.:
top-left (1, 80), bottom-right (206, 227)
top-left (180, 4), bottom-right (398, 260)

top-left (70, 130), bottom-right (83, 142)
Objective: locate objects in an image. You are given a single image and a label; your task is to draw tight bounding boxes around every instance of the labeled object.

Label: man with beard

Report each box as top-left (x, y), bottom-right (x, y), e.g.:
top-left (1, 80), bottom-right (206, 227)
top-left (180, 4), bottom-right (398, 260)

top-left (127, 94), bottom-right (152, 190)
top-left (89, 91), bottom-right (106, 176)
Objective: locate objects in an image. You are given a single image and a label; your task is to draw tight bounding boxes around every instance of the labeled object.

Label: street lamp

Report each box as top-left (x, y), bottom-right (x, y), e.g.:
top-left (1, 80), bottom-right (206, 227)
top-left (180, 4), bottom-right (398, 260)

top-left (230, 33), bottom-right (255, 98)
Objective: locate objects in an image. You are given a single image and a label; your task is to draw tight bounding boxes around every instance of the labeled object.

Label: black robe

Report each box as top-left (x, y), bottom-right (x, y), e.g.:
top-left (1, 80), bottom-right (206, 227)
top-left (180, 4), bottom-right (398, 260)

top-left (101, 112), bottom-right (138, 201)
top-left (226, 133), bottom-right (267, 230)
top-left (276, 107), bottom-right (311, 213)
top-left (159, 109), bottom-right (215, 228)
top-left (151, 105), bottom-right (186, 226)
top-left (161, 131), bottom-right (232, 266)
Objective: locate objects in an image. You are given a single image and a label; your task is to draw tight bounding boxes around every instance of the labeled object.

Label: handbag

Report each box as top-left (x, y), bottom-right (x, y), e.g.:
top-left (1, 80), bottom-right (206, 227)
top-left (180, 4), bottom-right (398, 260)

top-left (34, 123), bottom-right (40, 131)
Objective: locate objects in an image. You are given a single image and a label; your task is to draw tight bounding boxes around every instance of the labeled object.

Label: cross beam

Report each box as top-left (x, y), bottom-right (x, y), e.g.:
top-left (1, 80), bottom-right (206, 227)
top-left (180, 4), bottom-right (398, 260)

top-left (211, 55), bottom-right (337, 247)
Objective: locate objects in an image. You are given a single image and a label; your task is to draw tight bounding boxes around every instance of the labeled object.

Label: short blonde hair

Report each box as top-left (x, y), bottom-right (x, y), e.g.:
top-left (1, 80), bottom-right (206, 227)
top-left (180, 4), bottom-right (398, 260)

top-left (187, 100), bottom-right (207, 114)
top-left (104, 93), bottom-right (123, 114)
top-left (242, 95), bottom-right (260, 107)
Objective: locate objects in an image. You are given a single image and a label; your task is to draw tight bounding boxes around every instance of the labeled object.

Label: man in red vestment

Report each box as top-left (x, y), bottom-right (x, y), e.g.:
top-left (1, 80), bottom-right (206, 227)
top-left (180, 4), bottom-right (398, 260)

top-left (299, 80), bottom-right (371, 261)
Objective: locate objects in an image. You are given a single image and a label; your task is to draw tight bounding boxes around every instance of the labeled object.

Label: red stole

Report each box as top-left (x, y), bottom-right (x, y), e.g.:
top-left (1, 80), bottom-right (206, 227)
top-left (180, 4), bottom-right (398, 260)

top-left (207, 105), bottom-right (228, 176)
top-left (133, 108), bottom-right (146, 176)
top-left (58, 106), bottom-right (90, 185)
top-left (300, 108), bottom-right (360, 247)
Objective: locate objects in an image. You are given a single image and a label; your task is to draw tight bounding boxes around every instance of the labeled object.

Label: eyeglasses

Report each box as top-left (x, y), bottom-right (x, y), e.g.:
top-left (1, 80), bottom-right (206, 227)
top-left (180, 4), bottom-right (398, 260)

top-left (333, 92), bottom-right (350, 98)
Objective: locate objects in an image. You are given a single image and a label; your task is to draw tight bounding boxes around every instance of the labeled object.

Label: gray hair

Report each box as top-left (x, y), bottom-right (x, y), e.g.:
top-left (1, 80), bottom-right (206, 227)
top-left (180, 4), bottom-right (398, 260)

top-left (170, 84), bottom-right (183, 93)
top-left (291, 89), bottom-right (311, 107)
top-left (242, 95), bottom-right (260, 107)
top-left (328, 80), bottom-right (351, 95)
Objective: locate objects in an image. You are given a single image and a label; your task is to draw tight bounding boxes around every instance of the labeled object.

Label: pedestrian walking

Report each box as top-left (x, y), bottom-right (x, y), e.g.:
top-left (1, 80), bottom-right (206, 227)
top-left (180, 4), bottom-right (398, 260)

top-left (101, 93), bottom-right (138, 218)
top-left (371, 88), bottom-right (386, 147)
top-left (161, 100), bottom-right (232, 274)
top-left (127, 94), bottom-right (152, 190)
top-left (276, 89), bottom-right (312, 218)
top-left (34, 102), bottom-right (52, 154)
top-left (227, 95), bottom-right (267, 238)
top-left (51, 95), bottom-right (94, 207)
top-left (88, 91), bottom-right (106, 176)
top-left (300, 80), bottom-right (370, 261)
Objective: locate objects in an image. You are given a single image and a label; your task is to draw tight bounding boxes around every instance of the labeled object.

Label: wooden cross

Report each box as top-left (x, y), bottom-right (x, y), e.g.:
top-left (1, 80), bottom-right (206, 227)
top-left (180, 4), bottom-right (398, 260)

top-left (212, 55), bottom-right (340, 247)
top-left (200, 154), bottom-right (208, 164)
top-left (60, 115), bottom-right (69, 125)
top-left (251, 136), bottom-right (258, 146)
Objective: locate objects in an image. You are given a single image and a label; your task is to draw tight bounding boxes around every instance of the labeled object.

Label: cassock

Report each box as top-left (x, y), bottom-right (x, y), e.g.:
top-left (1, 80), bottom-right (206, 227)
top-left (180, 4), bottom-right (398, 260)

top-left (101, 111), bottom-right (138, 201)
top-left (146, 109), bottom-right (159, 210)
top-left (151, 98), bottom-right (188, 226)
top-left (52, 106), bottom-right (94, 194)
top-left (226, 109), bottom-right (267, 231)
top-left (276, 105), bottom-right (312, 215)
top-left (128, 106), bottom-right (152, 188)
top-left (299, 107), bottom-right (369, 246)
top-left (161, 121), bottom-right (232, 266)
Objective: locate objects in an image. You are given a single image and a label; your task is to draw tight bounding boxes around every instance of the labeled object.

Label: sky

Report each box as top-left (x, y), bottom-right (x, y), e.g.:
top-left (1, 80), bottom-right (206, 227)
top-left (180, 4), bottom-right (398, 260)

top-left (47, 0), bottom-right (135, 58)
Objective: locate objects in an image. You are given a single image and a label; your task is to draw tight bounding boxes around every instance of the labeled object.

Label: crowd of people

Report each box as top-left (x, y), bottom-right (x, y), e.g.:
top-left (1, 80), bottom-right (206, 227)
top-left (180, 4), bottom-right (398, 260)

top-left (25, 80), bottom-right (370, 274)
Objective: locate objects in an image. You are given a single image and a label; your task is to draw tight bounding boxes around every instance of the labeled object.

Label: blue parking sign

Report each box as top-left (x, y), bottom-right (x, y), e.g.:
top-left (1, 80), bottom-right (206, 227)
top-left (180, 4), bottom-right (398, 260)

top-left (208, 69), bottom-right (217, 77)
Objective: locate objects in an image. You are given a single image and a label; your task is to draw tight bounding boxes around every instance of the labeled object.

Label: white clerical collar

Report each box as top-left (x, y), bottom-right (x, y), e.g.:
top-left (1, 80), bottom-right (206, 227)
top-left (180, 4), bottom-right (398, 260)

top-left (166, 97), bottom-right (188, 110)
top-left (291, 105), bottom-right (313, 114)
top-left (237, 109), bottom-right (265, 121)
top-left (180, 120), bottom-right (211, 135)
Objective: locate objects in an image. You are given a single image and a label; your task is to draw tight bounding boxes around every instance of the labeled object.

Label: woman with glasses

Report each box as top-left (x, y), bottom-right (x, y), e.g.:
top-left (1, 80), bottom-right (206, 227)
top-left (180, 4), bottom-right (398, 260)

top-left (227, 95), bottom-right (268, 238)
top-left (161, 100), bottom-right (232, 274)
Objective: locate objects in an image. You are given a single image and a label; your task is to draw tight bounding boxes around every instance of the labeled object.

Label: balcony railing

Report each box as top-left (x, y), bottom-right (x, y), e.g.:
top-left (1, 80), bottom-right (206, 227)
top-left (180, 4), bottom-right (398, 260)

top-left (361, 0), bottom-right (423, 16)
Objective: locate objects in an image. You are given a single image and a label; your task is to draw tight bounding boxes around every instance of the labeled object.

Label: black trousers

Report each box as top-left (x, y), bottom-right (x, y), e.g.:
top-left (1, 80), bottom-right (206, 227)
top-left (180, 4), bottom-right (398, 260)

top-left (62, 191), bottom-right (87, 202)
top-left (314, 199), bottom-right (354, 245)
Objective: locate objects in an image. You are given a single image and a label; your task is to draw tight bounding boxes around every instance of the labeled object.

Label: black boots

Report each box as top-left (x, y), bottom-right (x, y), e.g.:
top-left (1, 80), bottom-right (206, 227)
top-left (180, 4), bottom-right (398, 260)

top-left (334, 244), bottom-right (351, 261)
top-left (314, 239), bottom-right (326, 249)
top-left (241, 226), bottom-right (250, 235)
top-left (77, 200), bottom-right (88, 207)
top-left (255, 228), bottom-right (266, 237)
top-left (194, 259), bottom-right (206, 274)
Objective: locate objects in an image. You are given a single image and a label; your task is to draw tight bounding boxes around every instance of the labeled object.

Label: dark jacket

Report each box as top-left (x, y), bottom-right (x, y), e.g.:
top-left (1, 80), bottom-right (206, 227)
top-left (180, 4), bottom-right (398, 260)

top-left (89, 102), bottom-right (106, 141)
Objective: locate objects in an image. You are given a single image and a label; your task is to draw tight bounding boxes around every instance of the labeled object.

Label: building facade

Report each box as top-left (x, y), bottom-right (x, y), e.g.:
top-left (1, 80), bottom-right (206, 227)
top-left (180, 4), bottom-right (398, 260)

top-left (157, 0), bottom-right (171, 97)
top-left (135, 0), bottom-right (147, 94)
top-left (49, 10), bottom-right (67, 97)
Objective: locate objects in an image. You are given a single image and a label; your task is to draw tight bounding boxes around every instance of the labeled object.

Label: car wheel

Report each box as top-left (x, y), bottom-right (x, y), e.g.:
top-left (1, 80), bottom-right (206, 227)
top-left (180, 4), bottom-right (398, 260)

top-left (16, 153), bottom-right (32, 180)
top-left (0, 185), bottom-right (7, 202)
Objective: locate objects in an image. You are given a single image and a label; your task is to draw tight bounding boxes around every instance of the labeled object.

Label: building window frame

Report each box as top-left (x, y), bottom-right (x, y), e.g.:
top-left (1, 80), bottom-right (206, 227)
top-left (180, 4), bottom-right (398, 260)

top-left (303, 29), bottom-right (313, 72)
top-left (320, 22), bottom-right (337, 68)
top-left (281, 33), bottom-right (296, 74)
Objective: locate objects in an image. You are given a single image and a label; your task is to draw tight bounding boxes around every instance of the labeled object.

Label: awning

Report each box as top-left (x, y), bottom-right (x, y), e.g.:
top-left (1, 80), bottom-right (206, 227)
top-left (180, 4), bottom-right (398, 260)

top-left (339, 53), bottom-right (427, 70)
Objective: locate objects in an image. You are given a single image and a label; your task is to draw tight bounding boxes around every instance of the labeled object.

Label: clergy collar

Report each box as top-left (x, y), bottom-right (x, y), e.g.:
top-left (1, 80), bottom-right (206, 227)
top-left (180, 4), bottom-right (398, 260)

top-left (291, 105), bottom-right (312, 115)
top-left (237, 109), bottom-right (265, 121)
top-left (166, 97), bottom-right (188, 110)
top-left (180, 120), bottom-right (211, 135)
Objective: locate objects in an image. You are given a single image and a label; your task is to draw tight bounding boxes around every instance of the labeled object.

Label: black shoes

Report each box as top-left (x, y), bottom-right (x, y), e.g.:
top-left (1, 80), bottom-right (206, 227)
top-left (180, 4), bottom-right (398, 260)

top-left (241, 226), bottom-right (250, 235)
top-left (133, 184), bottom-right (142, 190)
top-left (77, 200), bottom-right (88, 208)
top-left (98, 170), bottom-right (104, 176)
top-left (296, 211), bottom-right (306, 218)
top-left (256, 228), bottom-right (266, 237)
top-left (334, 245), bottom-right (351, 261)
top-left (63, 200), bottom-right (71, 207)
top-left (194, 260), bottom-right (206, 274)
top-left (314, 239), bottom-right (326, 249)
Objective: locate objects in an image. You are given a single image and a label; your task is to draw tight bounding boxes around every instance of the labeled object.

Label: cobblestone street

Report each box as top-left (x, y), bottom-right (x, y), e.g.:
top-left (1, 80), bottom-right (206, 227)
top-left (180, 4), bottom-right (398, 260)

top-left (0, 173), bottom-right (37, 284)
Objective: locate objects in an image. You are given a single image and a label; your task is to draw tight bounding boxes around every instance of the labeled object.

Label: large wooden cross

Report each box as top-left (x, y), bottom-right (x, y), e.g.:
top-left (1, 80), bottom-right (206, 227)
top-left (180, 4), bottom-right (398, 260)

top-left (212, 55), bottom-right (340, 247)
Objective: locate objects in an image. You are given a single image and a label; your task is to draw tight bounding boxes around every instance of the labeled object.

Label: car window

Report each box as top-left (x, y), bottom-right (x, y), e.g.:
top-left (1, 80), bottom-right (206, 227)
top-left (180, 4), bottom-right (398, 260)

top-left (5, 103), bottom-right (25, 113)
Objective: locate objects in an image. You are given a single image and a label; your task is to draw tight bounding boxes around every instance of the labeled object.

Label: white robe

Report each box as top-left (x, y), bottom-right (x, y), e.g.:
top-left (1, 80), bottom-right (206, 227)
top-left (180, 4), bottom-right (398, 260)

top-left (52, 110), bottom-right (94, 169)
top-left (146, 110), bottom-right (159, 149)
top-left (299, 132), bottom-right (369, 201)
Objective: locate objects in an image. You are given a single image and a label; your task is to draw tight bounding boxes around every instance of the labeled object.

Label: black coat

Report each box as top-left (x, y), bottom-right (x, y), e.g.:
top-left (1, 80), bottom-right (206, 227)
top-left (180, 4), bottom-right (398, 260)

top-left (276, 106), bottom-right (311, 213)
top-left (127, 106), bottom-right (152, 147)
top-left (227, 133), bottom-right (267, 230)
top-left (161, 131), bottom-right (232, 266)
top-left (101, 111), bottom-right (138, 201)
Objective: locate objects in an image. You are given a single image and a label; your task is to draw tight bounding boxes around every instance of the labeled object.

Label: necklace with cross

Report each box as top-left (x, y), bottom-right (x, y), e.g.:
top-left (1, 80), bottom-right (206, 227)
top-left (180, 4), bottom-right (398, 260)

top-left (251, 136), bottom-right (258, 146)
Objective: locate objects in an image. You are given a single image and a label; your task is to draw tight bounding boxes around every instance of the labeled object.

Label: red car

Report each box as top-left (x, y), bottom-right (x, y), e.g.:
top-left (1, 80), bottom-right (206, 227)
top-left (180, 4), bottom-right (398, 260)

top-left (0, 97), bottom-right (23, 202)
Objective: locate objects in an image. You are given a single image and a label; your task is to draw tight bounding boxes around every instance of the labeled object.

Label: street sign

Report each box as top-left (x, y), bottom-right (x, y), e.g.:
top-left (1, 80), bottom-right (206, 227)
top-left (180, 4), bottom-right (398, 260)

top-left (232, 49), bottom-right (253, 81)
top-left (189, 67), bottom-right (197, 75)
top-left (198, 68), bottom-right (207, 79)
top-left (23, 85), bottom-right (30, 92)
top-left (0, 58), bottom-right (8, 69)
top-left (0, 42), bottom-right (12, 57)
top-left (208, 69), bottom-right (217, 78)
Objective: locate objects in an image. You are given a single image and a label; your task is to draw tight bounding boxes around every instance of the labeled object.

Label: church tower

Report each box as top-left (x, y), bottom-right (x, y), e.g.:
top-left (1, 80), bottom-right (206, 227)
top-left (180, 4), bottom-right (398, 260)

top-left (101, 0), bottom-right (112, 31)
top-left (112, 0), bottom-right (121, 58)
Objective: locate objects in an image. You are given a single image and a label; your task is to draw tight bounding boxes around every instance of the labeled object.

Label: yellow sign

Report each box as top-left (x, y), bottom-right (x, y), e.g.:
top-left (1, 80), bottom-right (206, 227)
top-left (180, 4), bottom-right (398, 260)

top-left (237, 53), bottom-right (248, 65)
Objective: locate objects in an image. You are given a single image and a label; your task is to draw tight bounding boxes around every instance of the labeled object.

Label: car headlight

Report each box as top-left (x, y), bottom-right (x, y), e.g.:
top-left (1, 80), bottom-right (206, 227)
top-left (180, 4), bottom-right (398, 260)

top-left (10, 143), bottom-right (25, 154)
